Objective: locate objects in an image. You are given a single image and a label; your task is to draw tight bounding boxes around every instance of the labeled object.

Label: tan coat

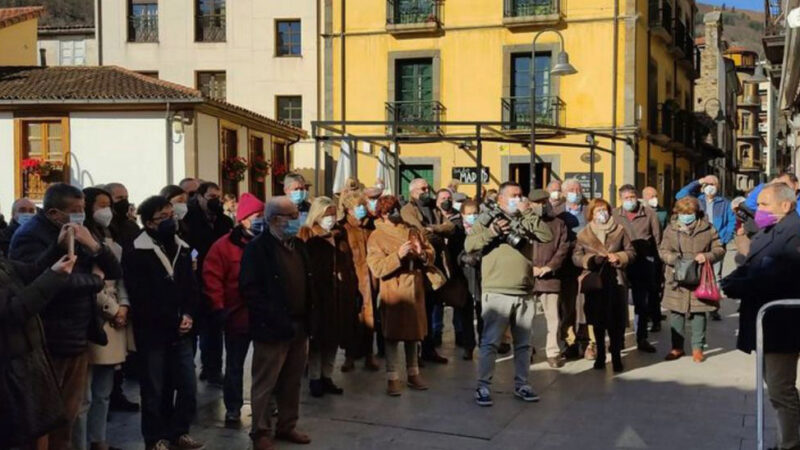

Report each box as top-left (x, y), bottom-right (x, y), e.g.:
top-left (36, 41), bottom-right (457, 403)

top-left (658, 219), bottom-right (725, 314)
top-left (342, 215), bottom-right (376, 329)
top-left (366, 220), bottom-right (435, 341)
top-left (89, 238), bottom-right (133, 366)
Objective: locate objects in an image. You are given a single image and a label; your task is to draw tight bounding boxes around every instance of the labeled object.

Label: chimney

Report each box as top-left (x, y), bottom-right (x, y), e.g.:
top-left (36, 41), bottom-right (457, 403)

top-left (39, 48), bottom-right (47, 67)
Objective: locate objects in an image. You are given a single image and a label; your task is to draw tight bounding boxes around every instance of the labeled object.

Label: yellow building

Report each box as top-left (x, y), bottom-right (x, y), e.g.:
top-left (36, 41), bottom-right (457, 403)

top-left (725, 46), bottom-right (765, 191)
top-left (0, 7), bottom-right (44, 66)
top-left (318, 0), bottom-right (712, 205)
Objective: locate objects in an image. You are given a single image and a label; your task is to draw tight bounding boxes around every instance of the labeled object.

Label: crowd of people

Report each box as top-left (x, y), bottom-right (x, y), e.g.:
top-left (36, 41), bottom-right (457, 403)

top-left (2, 170), bottom-right (800, 450)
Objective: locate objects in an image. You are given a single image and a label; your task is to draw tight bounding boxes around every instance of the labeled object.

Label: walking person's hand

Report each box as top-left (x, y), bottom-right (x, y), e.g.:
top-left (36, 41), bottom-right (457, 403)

top-left (178, 314), bottom-right (193, 335)
top-left (51, 254), bottom-right (77, 275)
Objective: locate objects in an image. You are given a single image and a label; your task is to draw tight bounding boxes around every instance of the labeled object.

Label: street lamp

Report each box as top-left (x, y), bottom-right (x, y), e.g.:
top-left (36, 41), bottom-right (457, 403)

top-left (530, 29), bottom-right (577, 193)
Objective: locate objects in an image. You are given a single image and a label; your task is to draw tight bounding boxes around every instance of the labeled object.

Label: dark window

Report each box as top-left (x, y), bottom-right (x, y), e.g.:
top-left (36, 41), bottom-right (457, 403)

top-left (277, 96), bottom-right (302, 128)
top-left (509, 52), bottom-right (551, 125)
top-left (221, 127), bottom-right (239, 197)
top-left (196, 0), bottom-right (226, 42)
top-left (249, 136), bottom-right (266, 200)
top-left (391, 0), bottom-right (437, 24)
top-left (197, 71), bottom-right (226, 101)
top-left (128, 0), bottom-right (158, 43)
top-left (276, 20), bottom-right (301, 56)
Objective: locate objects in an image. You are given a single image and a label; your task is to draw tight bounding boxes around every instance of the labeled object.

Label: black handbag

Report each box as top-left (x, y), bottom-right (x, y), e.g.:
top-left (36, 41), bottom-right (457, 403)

top-left (579, 262), bottom-right (606, 293)
top-left (673, 233), bottom-right (700, 287)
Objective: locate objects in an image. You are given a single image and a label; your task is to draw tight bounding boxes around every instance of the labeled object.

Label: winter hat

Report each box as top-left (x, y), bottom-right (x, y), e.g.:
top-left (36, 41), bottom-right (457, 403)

top-left (236, 193), bottom-right (265, 222)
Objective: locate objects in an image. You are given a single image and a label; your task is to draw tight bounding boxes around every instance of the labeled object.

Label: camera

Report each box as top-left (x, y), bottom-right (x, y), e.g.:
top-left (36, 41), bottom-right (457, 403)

top-left (478, 200), bottom-right (527, 247)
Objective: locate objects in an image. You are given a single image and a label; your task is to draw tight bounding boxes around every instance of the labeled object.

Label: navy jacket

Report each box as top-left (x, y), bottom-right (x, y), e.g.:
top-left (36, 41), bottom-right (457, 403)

top-left (676, 181), bottom-right (736, 245)
top-left (0, 219), bottom-right (20, 256)
top-left (9, 212), bottom-right (118, 356)
top-left (722, 213), bottom-right (800, 353)
top-left (239, 231), bottom-right (313, 343)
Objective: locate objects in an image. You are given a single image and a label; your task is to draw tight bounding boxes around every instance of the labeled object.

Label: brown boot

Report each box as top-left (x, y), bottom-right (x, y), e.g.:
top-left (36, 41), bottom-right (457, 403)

top-left (665, 349), bottom-right (685, 361)
top-left (341, 357), bottom-right (355, 373)
top-left (275, 429), bottom-right (311, 445)
top-left (364, 354), bottom-right (381, 371)
top-left (387, 379), bottom-right (403, 396)
top-left (407, 374), bottom-right (429, 391)
top-left (692, 349), bottom-right (706, 363)
top-left (251, 436), bottom-right (276, 450)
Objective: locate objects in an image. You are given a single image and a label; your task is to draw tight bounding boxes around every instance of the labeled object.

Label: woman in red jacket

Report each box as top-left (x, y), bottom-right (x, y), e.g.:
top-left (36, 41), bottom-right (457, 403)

top-left (202, 193), bottom-right (264, 427)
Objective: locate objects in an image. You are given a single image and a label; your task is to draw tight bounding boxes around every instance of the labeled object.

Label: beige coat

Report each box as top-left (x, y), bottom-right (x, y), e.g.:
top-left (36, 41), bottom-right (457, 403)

top-left (366, 220), bottom-right (435, 341)
top-left (89, 238), bottom-right (133, 366)
top-left (658, 219), bottom-right (725, 314)
top-left (342, 215), bottom-right (376, 329)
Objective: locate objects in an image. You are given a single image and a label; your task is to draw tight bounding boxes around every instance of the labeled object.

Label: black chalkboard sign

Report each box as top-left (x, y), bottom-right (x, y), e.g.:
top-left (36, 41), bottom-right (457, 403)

top-left (452, 167), bottom-right (490, 184)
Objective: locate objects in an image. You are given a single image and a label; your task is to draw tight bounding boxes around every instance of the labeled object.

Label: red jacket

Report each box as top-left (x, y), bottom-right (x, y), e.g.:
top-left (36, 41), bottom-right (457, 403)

top-left (203, 226), bottom-right (251, 335)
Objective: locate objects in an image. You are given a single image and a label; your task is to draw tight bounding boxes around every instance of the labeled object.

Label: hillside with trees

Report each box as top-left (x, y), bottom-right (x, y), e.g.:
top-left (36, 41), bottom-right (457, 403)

top-left (0, 0), bottom-right (93, 27)
top-left (696, 2), bottom-right (766, 56)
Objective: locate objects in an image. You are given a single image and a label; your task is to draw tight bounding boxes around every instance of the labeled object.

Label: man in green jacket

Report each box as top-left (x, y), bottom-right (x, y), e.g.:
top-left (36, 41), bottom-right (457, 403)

top-left (467, 181), bottom-right (552, 407)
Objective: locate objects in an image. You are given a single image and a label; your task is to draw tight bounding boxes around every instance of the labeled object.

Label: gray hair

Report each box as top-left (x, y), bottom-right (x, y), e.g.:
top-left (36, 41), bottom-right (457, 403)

top-left (409, 178), bottom-right (428, 191)
top-left (104, 182), bottom-right (126, 195)
top-left (546, 180), bottom-right (562, 191)
top-left (264, 196), bottom-right (297, 221)
top-left (283, 173), bottom-right (306, 188)
top-left (764, 182), bottom-right (797, 206)
top-left (562, 178), bottom-right (583, 192)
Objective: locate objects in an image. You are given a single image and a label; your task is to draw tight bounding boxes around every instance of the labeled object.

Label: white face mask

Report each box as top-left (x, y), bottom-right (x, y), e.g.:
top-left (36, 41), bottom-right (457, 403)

top-left (172, 202), bottom-right (189, 220)
top-left (550, 191), bottom-right (561, 201)
top-left (647, 198), bottom-right (658, 208)
top-left (93, 207), bottom-right (113, 229)
top-left (703, 185), bottom-right (718, 197)
top-left (320, 215), bottom-right (336, 231)
top-left (594, 210), bottom-right (610, 224)
top-left (453, 201), bottom-right (463, 212)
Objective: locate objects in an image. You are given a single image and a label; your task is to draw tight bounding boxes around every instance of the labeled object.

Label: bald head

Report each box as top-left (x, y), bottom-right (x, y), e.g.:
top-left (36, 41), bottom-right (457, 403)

top-left (12, 197), bottom-right (36, 220)
top-left (642, 186), bottom-right (658, 200)
top-left (265, 196), bottom-right (299, 222)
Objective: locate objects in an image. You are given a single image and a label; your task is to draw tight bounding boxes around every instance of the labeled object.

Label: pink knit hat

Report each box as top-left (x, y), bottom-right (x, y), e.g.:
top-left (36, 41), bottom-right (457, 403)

top-left (236, 193), bottom-right (265, 222)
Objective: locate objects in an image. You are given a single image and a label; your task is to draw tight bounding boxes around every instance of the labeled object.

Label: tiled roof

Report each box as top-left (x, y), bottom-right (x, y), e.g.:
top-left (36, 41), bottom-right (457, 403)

top-left (0, 66), bottom-right (306, 136)
top-left (0, 6), bottom-right (44, 30)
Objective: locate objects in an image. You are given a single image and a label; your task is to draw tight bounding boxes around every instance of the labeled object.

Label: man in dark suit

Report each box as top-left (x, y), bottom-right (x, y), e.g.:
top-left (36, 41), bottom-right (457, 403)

top-left (722, 182), bottom-right (800, 450)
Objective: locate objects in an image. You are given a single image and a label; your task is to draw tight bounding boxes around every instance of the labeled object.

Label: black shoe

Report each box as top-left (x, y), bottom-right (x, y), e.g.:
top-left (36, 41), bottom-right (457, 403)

top-left (462, 348), bottom-right (474, 361)
top-left (309, 379), bottom-right (324, 397)
top-left (224, 412), bottom-right (241, 429)
top-left (454, 333), bottom-right (464, 348)
top-left (322, 377), bottom-right (343, 395)
top-left (498, 343), bottom-right (512, 355)
top-left (206, 372), bottom-right (224, 387)
top-left (198, 371), bottom-right (208, 382)
top-left (593, 359), bottom-right (606, 370)
top-left (649, 322), bottom-right (662, 332)
top-left (711, 311), bottom-right (722, 321)
top-left (637, 340), bottom-right (657, 353)
top-left (561, 344), bottom-right (580, 360)
top-left (612, 356), bottom-right (624, 373)
top-left (109, 394), bottom-right (140, 412)
top-left (421, 351), bottom-right (449, 364)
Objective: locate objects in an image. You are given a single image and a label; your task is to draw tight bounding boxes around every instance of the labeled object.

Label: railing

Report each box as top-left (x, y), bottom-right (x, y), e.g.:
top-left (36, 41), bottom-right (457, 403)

top-left (195, 13), bottom-right (226, 42)
top-left (386, 100), bottom-right (445, 133)
top-left (128, 14), bottom-right (158, 42)
top-left (503, 0), bottom-right (559, 18)
top-left (501, 95), bottom-right (565, 130)
top-left (386, 0), bottom-right (442, 25)
top-left (648, 0), bottom-right (673, 34)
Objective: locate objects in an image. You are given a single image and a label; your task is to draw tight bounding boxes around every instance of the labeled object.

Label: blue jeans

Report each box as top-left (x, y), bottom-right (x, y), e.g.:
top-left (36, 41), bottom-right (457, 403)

top-left (139, 337), bottom-right (197, 445)
top-left (223, 333), bottom-right (251, 417)
top-left (74, 364), bottom-right (115, 449)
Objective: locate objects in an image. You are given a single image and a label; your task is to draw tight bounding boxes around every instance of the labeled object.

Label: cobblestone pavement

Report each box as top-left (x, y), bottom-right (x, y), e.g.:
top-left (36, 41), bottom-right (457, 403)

top-left (106, 251), bottom-right (773, 449)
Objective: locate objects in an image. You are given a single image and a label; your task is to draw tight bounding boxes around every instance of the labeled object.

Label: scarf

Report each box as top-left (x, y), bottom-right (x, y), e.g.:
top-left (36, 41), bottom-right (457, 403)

top-left (589, 217), bottom-right (616, 245)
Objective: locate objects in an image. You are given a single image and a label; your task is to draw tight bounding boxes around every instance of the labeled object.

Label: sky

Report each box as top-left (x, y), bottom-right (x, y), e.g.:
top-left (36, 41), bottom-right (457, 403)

top-left (700, 0), bottom-right (764, 11)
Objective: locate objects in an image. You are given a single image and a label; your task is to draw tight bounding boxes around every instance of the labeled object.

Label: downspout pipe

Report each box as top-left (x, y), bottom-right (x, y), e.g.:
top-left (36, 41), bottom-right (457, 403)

top-left (166, 102), bottom-right (173, 185)
top-left (610, 0), bottom-right (619, 206)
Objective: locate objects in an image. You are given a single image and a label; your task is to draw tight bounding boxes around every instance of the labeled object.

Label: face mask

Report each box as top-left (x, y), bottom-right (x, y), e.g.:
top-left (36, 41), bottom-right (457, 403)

top-left (440, 200), bottom-right (453, 212)
top-left (172, 202), bottom-right (188, 220)
top-left (284, 218), bottom-right (302, 237)
top-left (354, 205), bottom-right (368, 220)
top-left (320, 215), bottom-right (336, 231)
top-left (367, 199), bottom-right (378, 212)
top-left (755, 209), bottom-right (779, 229)
top-left (418, 191), bottom-right (435, 206)
top-left (156, 218), bottom-right (177, 240)
top-left (69, 212), bottom-right (86, 225)
top-left (250, 218), bottom-right (265, 235)
top-left (113, 199), bottom-right (130, 219)
top-left (678, 214), bottom-right (696, 225)
top-left (464, 214), bottom-right (477, 226)
top-left (16, 212), bottom-right (34, 226)
top-left (207, 197), bottom-right (223, 214)
top-left (647, 198), bottom-right (659, 208)
top-left (387, 209), bottom-right (402, 224)
top-left (550, 191), bottom-right (560, 201)
top-left (506, 197), bottom-right (521, 214)
top-left (453, 201), bottom-right (463, 212)
top-left (567, 192), bottom-right (581, 204)
top-left (622, 200), bottom-right (638, 212)
top-left (289, 190), bottom-right (308, 205)
top-left (703, 185), bottom-right (717, 197)
top-left (93, 207), bottom-right (113, 229)
top-left (594, 211), bottom-right (610, 224)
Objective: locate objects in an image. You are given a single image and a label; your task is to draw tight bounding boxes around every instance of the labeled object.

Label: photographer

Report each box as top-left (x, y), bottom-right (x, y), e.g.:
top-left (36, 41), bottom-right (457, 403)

top-left (466, 182), bottom-right (552, 407)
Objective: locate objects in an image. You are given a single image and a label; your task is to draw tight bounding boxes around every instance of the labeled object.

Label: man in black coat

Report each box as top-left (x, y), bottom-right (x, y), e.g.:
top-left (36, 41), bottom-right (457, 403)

top-left (240, 196), bottom-right (313, 450)
top-left (0, 197), bottom-right (36, 256)
top-left (123, 196), bottom-right (203, 450)
top-left (106, 182), bottom-right (141, 252)
top-left (9, 183), bottom-right (120, 449)
top-left (722, 183), bottom-right (800, 450)
top-left (184, 181), bottom-right (233, 385)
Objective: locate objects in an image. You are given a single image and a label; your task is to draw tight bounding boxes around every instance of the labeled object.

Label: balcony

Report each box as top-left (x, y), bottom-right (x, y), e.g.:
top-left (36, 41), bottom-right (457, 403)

top-left (671, 20), bottom-right (688, 58)
top-left (648, 0), bottom-right (673, 43)
top-left (386, 100), bottom-right (445, 134)
top-left (128, 14), bottom-right (158, 43)
top-left (501, 95), bottom-right (565, 132)
top-left (738, 146), bottom-right (763, 172)
top-left (195, 13), bottom-right (226, 42)
top-left (503, 0), bottom-right (564, 28)
top-left (386, 0), bottom-right (442, 34)
top-left (649, 102), bottom-right (676, 142)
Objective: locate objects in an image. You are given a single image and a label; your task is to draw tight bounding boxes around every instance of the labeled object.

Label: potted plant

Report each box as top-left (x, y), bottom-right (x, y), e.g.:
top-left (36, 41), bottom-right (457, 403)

top-left (222, 156), bottom-right (249, 183)
top-left (251, 156), bottom-right (269, 182)
top-left (39, 160), bottom-right (65, 181)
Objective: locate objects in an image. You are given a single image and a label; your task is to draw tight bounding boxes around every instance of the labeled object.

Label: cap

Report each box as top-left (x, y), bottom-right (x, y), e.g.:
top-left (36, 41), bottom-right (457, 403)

top-left (528, 189), bottom-right (550, 202)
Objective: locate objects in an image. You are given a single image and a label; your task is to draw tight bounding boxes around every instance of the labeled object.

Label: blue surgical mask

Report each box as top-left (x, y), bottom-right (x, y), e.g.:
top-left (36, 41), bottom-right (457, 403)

top-left (69, 212), bottom-right (86, 225)
top-left (464, 214), bottom-right (477, 226)
top-left (354, 205), bottom-right (368, 220)
top-left (678, 214), bottom-right (696, 225)
top-left (16, 213), bottom-right (34, 226)
top-left (289, 190), bottom-right (308, 205)
top-left (368, 199), bottom-right (378, 212)
top-left (567, 192), bottom-right (581, 204)
top-left (250, 218), bottom-right (265, 235)
top-left (622, 200), bottom-right (638, 212)
top-left (284, 218), bottom-right (302, 237)
top-left (507, 197), bottom-right (521, 214)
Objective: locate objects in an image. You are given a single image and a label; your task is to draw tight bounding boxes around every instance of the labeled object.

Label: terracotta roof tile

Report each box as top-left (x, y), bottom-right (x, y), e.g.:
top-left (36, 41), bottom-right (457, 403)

top-left (0, 6), bottom-right (44, 30)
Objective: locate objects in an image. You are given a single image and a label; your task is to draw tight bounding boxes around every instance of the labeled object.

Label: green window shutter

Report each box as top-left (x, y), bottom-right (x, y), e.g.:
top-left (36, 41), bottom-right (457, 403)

top-left (400, 164), bottom-right (434, 200)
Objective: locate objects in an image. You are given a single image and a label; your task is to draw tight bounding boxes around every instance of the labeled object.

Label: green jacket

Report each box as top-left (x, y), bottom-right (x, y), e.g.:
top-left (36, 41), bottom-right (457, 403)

top-left (465, 209), bottom-right (553, 296)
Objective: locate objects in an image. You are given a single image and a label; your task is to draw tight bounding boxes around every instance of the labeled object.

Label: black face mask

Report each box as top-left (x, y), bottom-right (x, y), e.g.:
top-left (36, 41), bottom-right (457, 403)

top-left (388, 210), bottom-right (403, 224)
top-left (113, 199), bottom-right (130, 219)
top-left (207, 197), bottom-right (223, 214)
top-left (156, 218), bottom-right (177, 241)
top-left (440, 200), bottom-right (453, 212)
top-left (418, 192), bottom-right (435, 207)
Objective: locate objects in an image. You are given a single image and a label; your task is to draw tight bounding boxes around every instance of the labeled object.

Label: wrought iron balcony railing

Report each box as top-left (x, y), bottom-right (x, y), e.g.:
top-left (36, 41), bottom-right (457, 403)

top-left (386, 0), bottom-right (442, 26)
top-left (386, 100), bottom-right (445, 134)
top-left (501, 95), bottom-right (565, 130)
top-left (673, 20), bottom-right (687, 56)
top-left (128, 15), bottom-right (158, 43)
top-left (648, 0), bottom-right (673, 35)
top-left (504, 0), bottom-right (560, 18)
top-left (195, 13), bottom-right (226, 42)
